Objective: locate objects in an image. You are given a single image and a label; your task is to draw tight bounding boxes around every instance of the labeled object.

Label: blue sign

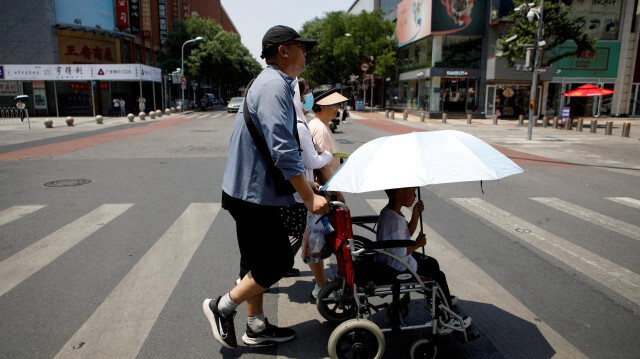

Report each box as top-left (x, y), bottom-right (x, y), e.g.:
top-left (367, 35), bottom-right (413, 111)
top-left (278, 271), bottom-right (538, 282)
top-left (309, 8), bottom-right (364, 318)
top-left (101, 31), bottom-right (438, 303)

top-left (0, 66), bottom-right (4, 79)
top-left (355, 100), bottom-right (364, 111)
top-left (562, 107), bottom-right (570, 119)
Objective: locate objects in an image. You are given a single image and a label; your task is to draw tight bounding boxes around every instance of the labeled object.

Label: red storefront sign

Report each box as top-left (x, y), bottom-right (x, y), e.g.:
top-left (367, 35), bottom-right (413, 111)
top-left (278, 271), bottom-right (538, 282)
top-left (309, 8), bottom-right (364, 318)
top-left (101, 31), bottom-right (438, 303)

top-left (69, 82), bottom-right (109, 91)
top-left (182, 2), bottom-right (189, 19)
top-left (116, 0), bottom-right (129, 27)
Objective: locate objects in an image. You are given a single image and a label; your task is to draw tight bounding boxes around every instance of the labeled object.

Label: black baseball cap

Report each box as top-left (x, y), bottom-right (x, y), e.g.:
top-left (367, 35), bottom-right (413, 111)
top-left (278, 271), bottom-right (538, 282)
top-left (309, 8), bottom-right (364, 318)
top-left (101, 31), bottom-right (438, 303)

top-left (260, 25), bottom-right (317, 59)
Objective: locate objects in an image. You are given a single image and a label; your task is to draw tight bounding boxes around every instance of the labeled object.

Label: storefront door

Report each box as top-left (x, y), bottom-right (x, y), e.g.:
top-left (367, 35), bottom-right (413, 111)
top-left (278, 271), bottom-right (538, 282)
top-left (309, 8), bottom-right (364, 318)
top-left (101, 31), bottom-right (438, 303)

top-left (630, 84), bottom-right (640, 116)
top-left (441, 78), bottom-right (479, 113)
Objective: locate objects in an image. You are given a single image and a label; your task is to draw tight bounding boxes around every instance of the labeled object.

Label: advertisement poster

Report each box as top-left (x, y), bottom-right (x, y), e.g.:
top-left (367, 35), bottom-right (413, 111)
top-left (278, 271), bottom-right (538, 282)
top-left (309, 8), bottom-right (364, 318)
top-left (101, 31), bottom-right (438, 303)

top-left (0, 82), bottom-right (21, 96)
top-left (570, 0), bottom-right (622, 41)
top-left (116, 0), bottom-right (129, 27)
top-left (553, 42), bottom-right (620, 78)
top-left (182, 2), bottom-right (189, 20)
top-left (129, 0), bottom-right (141, 33)
top-left (34, 89), bottom-right (47, 109)
top-left (397, 0), bottom-right (486, 47)
top-left (141, 0), bottom-right (152, 38)
top-left (54, 0), bottom-right (115, 30)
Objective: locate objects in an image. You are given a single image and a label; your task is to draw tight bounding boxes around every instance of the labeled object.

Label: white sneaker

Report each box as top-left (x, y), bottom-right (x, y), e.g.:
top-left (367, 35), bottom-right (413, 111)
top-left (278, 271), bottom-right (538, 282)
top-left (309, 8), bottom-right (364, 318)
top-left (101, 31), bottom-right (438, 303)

top-left (450, 296), bottom-right (458, 306)
top-left (438, 316), bottom-right (471, 335)
top-left (311, 284), bottom-right (322, 299)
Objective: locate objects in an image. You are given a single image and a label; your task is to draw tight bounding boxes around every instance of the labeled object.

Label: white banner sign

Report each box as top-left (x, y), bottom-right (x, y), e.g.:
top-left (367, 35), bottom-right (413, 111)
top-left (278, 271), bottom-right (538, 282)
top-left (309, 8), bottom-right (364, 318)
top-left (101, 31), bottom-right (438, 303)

top-left (1, 64), bottom-right (162, 82)
top-left (0, 81), bottom-right (22, 96)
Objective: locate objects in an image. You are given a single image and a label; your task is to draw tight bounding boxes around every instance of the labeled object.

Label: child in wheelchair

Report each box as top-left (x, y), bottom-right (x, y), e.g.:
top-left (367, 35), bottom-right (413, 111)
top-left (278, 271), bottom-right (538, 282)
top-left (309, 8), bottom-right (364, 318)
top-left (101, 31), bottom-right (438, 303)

top-left (377, 187), bottom-right (470, 332)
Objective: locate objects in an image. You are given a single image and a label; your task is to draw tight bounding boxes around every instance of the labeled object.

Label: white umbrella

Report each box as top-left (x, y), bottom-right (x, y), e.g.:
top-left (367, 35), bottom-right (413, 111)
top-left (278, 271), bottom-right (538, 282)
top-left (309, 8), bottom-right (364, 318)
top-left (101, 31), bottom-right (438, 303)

top-left (323, 130), bottom-right (524, 193)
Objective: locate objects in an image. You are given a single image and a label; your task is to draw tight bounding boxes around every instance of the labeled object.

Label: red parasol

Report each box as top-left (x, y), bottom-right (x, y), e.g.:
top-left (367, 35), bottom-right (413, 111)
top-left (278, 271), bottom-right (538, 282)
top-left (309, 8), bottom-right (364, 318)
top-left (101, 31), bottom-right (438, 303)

top-left (562, 84), bottom-right (616, 97)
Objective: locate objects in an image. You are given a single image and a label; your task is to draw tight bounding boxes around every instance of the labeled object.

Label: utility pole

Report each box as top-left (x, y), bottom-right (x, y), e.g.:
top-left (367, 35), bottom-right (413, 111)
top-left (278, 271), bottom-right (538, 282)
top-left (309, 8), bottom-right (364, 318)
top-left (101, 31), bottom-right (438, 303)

top-left (527, 0), bottom-right (545, 140)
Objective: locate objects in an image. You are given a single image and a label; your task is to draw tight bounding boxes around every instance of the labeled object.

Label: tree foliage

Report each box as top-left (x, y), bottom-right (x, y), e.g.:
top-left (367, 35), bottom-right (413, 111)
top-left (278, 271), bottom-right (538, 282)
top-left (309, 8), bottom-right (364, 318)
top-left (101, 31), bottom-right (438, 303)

top-left (498, 0), bottom-right (597, 67)
top-left (157, 16), bottom-right (261, 96)
top-left (299, 9), bottom-right (397, 87)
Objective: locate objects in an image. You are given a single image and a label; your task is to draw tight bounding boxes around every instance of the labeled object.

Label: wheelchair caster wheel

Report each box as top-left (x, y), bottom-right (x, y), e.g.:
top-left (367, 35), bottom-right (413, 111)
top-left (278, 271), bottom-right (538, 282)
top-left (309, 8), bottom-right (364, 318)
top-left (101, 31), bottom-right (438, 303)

top-left (410, 338), bottom-right (437, 359)
top-left (317, 279), bottom-right (357, 324)
top-left (328, 319), bottom-right (385, 359)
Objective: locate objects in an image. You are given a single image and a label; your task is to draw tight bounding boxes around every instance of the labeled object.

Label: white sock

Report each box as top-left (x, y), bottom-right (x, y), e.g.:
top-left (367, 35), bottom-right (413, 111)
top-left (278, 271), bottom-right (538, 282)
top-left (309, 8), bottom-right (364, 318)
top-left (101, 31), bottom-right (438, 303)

top-left (248, 313), bottom-right (266, 332)
top-left (217, 293), bottom-right (239, 315)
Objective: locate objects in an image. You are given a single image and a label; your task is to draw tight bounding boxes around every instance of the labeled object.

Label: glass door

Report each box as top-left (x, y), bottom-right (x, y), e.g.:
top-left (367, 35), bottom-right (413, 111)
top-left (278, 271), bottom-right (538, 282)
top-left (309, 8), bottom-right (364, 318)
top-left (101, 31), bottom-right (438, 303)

top-left (485, 85), bottom-right (496, 117)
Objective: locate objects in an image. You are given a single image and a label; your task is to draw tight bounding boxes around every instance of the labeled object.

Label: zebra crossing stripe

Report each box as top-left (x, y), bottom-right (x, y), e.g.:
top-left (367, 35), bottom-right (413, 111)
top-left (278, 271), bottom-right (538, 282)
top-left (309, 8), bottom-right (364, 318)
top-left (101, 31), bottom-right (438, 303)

top-left (606, 197), bottom-right (640, 210)
top-left (54, 203), bottom-right (220, 359)
top-left (452, 198), bottom-right (640, 307)
top-left (197, 114), bottom-right (209, 118)
top-left (211, 113), bottom-right (223, 119)
top-left (0, 204), bottom-right (133, 297)
top-left (0, 205), bottom-right (45, 226)
top-left (365, 199), bottom-right (587, 358)
top-left (532, 197), bottom-right (640, 242)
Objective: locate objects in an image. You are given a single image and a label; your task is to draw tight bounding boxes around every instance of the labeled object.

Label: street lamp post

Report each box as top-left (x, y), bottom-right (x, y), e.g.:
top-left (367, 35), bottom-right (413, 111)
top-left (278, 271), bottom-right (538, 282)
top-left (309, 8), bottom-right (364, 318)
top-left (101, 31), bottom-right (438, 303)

top-left (181, 36), bottom-right (204, 111)
top-left (526, 1), bottom-right (544, 140)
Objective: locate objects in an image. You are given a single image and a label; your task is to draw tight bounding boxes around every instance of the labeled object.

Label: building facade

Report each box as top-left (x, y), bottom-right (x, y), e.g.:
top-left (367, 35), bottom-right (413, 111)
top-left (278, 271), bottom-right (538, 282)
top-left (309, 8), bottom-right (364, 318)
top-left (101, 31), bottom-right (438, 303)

top-left (0, 0), bottom-right (237, 116)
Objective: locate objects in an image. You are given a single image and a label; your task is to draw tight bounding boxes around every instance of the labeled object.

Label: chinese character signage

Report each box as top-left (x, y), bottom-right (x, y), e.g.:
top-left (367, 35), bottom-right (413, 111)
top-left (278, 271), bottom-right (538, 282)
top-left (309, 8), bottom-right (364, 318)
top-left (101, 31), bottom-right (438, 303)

top-left (553, 42), bottom-right (621, 78)
top-left (116, 0), bottom-right (129, 27)
top-left (141, 0), bottom-right (152, 38)
top-left (0, 64), bottom-right (162, 82)
top-left (129, 0), bottom-right (141, 33)
top-left (158, 0), bottom-right (168, 45)
top-left (172, 0), bottom-right (180, 31)
top-left (182, 2), bottom-right (189, 20)
top-left (58, 35), bottom-right (117, 64)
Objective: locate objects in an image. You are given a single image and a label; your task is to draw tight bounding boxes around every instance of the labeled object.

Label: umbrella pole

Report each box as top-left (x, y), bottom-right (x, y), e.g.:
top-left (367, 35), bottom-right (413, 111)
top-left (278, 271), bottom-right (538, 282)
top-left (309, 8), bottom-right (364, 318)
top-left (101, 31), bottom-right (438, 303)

top-left (418, 188), bottom-right (425, 255)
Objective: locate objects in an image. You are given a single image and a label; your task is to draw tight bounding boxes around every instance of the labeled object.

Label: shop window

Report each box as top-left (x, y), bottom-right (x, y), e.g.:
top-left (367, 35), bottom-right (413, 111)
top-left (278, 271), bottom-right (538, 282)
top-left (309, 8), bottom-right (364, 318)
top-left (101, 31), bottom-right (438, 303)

top-left (135, 45), bottom-right (141, 63)
top-left (145, 49), bottom-right (151, 65)
top-left (436, 36), bottom-right (482, 69)
top-left (399, 37), bottom-right (432, 72)
top-left (123, 42), bottom-right (131, 63)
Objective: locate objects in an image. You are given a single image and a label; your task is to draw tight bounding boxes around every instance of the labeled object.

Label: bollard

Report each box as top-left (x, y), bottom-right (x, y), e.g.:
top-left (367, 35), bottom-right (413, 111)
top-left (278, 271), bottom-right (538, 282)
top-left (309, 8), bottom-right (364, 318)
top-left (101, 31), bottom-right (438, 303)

top-left (442, 113), bottom-right (447, 124)
top-left (176, 106), bottom-right (182, 112)
top-left (156, 109), bottom-right (162, 117)
top-left (127, 113), bottom-right (135, 122)
top-left (385, 110), bottom-right (389, 119)
top-left (518, 114), bottom-right (524, 126)
top-left (621, 122), bottom-right (630, 137)
top-left (466, 113), bottom-right (472, 124)
top-left (170, 107), bottom-right (176, 113)
top-left (165, 108), bottom-right (171, 116)
top-left (65, 116), bottom-right (74, 126)
top-left (590, 119), bottom-right (597, 133)
top-left (421, 112), bottom-right (426, 122)
top-left (492, 114), bottom-right (498, 125)
top-left (565, 118), bottom-right (572, 130)
top-left (139, 111), bottom-right (147, 121)
top-left (553, 117), bottom-right (559, 129)
top-left (576, 118), bottom-right (583, 132)
top-left (605, 121), bottom-right (613, 135)
top-left (149, 111), bottom-right (156, 119)
top-left (543, 115), bottom-right (549, 128)
top-left (44, 119), bottom-right (53, 128)
top-left (391, 111), bottom-right (395, 120)
top-left (403, 110), bottom-right (409, 121)
top-left (95, 115), bottom-right (103, 124)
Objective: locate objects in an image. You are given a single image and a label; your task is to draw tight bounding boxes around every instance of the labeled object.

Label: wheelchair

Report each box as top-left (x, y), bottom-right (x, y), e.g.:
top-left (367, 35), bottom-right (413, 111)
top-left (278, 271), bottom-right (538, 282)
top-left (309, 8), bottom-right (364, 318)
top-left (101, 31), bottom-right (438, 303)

top-left (316, 202), bottom-right (477, 359)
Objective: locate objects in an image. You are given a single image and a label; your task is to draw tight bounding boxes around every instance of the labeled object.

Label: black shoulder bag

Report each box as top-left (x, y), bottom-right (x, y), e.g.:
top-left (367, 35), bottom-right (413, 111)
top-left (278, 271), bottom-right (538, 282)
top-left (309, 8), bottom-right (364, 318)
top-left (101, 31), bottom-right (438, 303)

top-left (242, 78), bottom-right (300, 196)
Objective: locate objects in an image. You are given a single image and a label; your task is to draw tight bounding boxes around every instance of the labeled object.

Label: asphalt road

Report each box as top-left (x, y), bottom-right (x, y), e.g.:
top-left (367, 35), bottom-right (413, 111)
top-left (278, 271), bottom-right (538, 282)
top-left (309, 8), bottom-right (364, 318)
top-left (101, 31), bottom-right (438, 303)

top-left (0, 108), bottom-right (639, 359)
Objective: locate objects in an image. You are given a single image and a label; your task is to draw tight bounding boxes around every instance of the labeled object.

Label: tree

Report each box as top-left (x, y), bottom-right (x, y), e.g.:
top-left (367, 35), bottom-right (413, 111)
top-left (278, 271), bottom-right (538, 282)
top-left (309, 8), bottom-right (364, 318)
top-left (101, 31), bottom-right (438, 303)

top-left (498, 0), bottom-right (597, 68)
top-left (299, 9), bottom-right (397, 88)
top-left (157, 16), bottom-right (261, 98)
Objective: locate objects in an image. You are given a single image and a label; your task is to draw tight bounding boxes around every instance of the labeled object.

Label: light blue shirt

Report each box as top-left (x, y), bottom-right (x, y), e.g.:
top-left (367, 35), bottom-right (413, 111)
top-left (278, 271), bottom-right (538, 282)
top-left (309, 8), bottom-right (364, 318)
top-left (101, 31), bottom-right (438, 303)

top-left (222, 65), bottom-right (305, 206)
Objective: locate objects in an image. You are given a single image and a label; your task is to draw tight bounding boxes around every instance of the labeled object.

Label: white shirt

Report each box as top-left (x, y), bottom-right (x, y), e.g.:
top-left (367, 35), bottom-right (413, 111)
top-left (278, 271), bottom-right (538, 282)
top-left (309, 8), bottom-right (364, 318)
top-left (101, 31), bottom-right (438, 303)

top-left (292, 80), bottom-right (333, 203)
top-left (113, 99), bottom-right (120, 107)
top-left (375, 206), bottom-right (418, 272)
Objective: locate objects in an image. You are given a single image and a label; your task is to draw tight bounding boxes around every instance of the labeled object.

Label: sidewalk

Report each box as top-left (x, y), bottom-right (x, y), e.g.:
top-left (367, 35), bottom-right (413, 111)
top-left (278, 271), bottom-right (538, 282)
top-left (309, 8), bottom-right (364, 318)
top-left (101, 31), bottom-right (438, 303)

top-left (351, 110), bottom-right (640, 177)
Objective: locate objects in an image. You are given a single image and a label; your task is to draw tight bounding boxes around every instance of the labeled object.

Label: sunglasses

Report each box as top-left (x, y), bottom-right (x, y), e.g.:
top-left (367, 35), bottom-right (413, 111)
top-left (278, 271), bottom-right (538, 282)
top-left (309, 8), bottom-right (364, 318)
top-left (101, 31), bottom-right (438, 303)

top-left (283, 42), bottom-right (306, 52)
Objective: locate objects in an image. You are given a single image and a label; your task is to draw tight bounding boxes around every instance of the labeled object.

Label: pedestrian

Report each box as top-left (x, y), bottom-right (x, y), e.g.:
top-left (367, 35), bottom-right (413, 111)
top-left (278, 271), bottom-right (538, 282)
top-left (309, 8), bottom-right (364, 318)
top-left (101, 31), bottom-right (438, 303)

top-left (137, 96), bottom-right (146, 112)
top-left (280, 78), bottom-right (333, 278)
top-left (307, 84), bottom-right (348, 299)
top-left (119, 98), bottom-right (126, 116)
top-left (112, 97), bottom-right (120, 116)
top-left (202, 25), bottom-right (327, 349)
top-left (16, 99), bottom-right (26, 122)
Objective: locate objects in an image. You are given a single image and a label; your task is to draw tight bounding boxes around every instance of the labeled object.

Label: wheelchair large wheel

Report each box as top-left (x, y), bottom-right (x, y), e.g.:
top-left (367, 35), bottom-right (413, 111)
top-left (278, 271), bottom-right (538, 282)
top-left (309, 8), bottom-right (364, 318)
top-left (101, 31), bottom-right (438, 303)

top-left (410, 338), bottom-right (437, 359)
top-left (317, 279), bottom-right (357, 324)
top-left (328, 319), bottom-right (385, 359)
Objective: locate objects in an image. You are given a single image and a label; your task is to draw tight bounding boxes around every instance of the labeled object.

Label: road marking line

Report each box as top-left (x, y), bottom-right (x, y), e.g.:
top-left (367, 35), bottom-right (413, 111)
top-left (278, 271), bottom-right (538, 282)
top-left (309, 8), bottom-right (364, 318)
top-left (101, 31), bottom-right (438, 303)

top-left (0, 204), bottom-right (133, 297)
top-left (606, 197), bottom-right (640, 210)
top-left (0, 205), bottom-right (45, 226)
top-left (197, 114), bottom-right (209, 118)
top-left (452, 198), bottom-right (640, 307)
top-left (367, 199), bottom-right (586, 358)
top-left (211, 113), bottom-right (223, 118)
top-left (54, 203), bottom-right (220, 359)
top-left (532, 197), bottom-right (640, 242)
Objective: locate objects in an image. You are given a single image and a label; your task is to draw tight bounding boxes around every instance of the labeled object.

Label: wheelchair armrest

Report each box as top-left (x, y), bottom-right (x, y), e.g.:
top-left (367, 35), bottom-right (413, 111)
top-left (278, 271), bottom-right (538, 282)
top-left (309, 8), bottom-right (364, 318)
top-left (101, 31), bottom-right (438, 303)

top-left (364, 240), bottom-right (416, 250)
top-left (351, 215), bottom-right (379, 225)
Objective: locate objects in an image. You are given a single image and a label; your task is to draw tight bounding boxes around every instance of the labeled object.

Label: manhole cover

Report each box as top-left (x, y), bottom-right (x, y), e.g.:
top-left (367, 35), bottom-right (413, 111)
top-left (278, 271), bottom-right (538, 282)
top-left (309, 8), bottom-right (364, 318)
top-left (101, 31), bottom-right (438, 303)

top-left (44, 179), bottom-right (92, 187)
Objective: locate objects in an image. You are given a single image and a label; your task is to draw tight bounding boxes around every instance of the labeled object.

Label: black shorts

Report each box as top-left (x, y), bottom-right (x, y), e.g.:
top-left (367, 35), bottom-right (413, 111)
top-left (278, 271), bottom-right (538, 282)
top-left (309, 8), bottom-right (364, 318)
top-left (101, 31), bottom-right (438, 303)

top-left (222, 192), bottom-right (294, 288)
top-left (279, 202), bottom-right (307, 257)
